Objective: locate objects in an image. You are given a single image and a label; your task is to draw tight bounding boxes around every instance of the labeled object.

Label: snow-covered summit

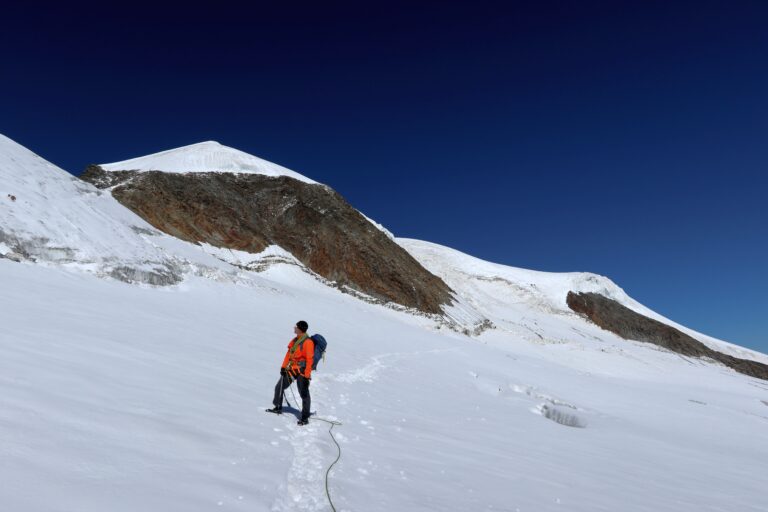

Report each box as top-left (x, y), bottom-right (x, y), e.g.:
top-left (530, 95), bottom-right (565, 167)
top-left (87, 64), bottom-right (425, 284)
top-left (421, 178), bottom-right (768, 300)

top-left (100, 141), bottom-right (317, 184)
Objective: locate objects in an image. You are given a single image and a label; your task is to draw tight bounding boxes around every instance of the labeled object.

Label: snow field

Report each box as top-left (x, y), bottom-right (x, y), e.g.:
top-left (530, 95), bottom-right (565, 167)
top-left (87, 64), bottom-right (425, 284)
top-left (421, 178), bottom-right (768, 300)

top-left (2, 132), bottom-right (767, 511)
top-left (2, 258), bottom-right (767, 511)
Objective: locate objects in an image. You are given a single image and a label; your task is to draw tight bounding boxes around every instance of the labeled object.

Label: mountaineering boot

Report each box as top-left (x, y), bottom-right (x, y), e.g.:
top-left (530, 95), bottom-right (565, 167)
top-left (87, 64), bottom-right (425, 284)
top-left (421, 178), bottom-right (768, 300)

top-left (265, 406), bottom-right (283, 415)
top-left (297, 418), bottom-right (309, 426)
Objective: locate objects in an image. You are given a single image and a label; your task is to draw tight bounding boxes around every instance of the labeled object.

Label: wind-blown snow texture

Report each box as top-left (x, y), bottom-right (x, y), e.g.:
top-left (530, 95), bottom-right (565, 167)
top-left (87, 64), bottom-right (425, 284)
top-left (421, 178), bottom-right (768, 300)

top-left (2, 134), bottom-right (767, 511)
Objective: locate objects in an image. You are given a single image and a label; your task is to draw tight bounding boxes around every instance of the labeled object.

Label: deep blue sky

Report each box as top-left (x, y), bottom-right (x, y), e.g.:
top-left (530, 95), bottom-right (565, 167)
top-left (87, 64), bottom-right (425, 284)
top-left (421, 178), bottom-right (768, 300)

top-left (2, 2), bottom-right (766, 354)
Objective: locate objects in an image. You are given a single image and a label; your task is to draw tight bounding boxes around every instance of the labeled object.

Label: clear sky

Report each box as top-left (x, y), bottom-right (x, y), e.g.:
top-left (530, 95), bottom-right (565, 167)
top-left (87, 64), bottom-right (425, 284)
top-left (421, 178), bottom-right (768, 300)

top-left (2, 2), bottom-right (766, 354)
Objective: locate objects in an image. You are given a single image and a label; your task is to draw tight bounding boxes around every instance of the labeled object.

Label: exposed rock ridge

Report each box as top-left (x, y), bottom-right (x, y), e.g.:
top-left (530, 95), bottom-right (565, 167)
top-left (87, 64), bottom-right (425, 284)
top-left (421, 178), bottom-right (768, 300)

top-left (80, 165), bottom-right (454, 314)
top-left (567, 291), bottom-right (768, 381)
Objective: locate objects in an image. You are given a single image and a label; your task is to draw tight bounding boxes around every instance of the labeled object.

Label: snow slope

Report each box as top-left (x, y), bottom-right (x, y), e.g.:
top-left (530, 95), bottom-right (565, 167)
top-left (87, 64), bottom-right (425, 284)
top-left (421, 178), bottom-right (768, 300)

top-left (2, 135), bottom-right (768, 511)
top-left (100, 141), bottom-right (317, 184)
top-left (398, 238), bottom-right (768, 366)
top-left (0, 133), bottom-right (276, 285)
top-left (3, 252), bottom-right (768, 512)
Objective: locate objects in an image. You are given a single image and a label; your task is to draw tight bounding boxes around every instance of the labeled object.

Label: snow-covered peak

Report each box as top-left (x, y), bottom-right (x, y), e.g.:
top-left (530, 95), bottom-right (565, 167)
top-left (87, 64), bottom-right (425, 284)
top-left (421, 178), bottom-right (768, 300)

top-left (100, 141), bottom-right (317, 184)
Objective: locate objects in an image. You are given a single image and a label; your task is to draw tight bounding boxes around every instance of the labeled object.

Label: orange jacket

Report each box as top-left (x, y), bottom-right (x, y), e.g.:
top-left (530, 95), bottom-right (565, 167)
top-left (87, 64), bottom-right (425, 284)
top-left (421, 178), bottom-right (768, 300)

top-left (281, 335), bottom-right (315, 379)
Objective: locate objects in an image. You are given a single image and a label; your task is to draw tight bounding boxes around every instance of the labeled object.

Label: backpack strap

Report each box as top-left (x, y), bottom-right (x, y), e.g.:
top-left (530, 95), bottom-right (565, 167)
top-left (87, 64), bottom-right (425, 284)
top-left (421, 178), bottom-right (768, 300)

top-left (287, 335), bottom-right (313, 373)
top-left (288, 335), bottom-right (308, 356)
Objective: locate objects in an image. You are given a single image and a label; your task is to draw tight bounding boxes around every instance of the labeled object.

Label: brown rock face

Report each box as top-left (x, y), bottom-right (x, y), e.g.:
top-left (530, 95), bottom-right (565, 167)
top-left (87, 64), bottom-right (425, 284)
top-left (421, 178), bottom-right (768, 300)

top-left (567, 291), bottom-right (768, 381)
top-left (81, 165), bottom-right (454, 314)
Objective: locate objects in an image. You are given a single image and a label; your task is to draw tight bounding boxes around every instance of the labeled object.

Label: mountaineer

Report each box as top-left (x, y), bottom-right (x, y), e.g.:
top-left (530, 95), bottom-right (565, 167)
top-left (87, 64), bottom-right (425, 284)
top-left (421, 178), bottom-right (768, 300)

top-left (266, 320), bottom-right (314, 425)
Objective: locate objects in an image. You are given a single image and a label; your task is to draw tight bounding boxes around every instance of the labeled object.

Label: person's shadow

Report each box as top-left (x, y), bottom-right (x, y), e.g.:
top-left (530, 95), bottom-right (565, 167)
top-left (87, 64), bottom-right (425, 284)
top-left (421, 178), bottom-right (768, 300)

top-left (280, 404), bottom-right (301, 420)
top-left (280, 400), bottom-right (316, 420)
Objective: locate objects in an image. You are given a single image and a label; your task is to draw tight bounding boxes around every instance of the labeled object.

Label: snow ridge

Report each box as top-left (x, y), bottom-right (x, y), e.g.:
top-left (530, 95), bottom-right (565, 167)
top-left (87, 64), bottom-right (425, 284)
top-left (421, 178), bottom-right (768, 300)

top-left (397, 237), bottom-right (768, 365)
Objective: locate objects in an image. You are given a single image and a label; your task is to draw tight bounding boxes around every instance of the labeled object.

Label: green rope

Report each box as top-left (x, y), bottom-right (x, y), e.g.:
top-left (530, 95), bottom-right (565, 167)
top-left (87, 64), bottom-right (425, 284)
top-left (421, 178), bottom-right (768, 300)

top-left (313, 416), bottom-right (343, 512)
top-left (288, 385), bottom-right (343, 512)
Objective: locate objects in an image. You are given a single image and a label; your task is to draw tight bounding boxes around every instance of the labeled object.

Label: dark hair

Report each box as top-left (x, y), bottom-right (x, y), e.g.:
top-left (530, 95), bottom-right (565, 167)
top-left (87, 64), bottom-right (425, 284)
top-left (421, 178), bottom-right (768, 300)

top-left (296, 320), bottom-right (309, 333)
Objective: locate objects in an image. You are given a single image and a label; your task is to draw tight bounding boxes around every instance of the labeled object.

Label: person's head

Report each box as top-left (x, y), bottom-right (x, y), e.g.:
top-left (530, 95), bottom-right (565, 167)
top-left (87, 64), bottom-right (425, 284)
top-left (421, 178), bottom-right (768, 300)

top-left (294, 320), bottom-right (308, 336)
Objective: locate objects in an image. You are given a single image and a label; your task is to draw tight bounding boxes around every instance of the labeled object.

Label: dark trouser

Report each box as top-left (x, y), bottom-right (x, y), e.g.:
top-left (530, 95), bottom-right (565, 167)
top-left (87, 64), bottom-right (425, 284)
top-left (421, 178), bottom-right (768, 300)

top-left (273, 373), bottom-right (311, 420)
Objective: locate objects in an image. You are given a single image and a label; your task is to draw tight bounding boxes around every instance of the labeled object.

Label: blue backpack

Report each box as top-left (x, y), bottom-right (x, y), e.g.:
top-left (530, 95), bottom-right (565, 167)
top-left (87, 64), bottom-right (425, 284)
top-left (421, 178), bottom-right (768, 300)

top-left (309, 334), bottom-right (327, 370)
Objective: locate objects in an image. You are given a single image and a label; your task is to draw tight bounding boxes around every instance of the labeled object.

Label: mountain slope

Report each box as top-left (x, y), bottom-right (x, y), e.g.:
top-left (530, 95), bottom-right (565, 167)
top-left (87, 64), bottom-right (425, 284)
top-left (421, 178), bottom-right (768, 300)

top-left (0, 134), bottom-right (293, 286)
top-left (2, 135), bottom-right (767, 511)
top-left (398, 237), bottom-right (768, 366)
top-left (0, 134), bottom-right (177, 282)
top-left (567, 291), bottom-right (768, 379)
top-left (81, 142), bottom-right (458, 315)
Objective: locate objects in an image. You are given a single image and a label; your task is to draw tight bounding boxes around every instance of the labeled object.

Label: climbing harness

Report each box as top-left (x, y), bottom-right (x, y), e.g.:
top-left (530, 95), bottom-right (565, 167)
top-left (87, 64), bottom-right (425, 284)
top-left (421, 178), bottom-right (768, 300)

top-left (285, 334), bottom-right (309, 372)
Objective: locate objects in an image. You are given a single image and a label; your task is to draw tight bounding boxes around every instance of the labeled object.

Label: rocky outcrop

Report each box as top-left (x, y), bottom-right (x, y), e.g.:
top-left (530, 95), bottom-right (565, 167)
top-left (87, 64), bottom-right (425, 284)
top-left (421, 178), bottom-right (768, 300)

top-left (81, 165), bottom-right (454, 314)
top-left (80, 165), bottom-right (136, 189)
top-left (567, 291), bottom-right (768, 381)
